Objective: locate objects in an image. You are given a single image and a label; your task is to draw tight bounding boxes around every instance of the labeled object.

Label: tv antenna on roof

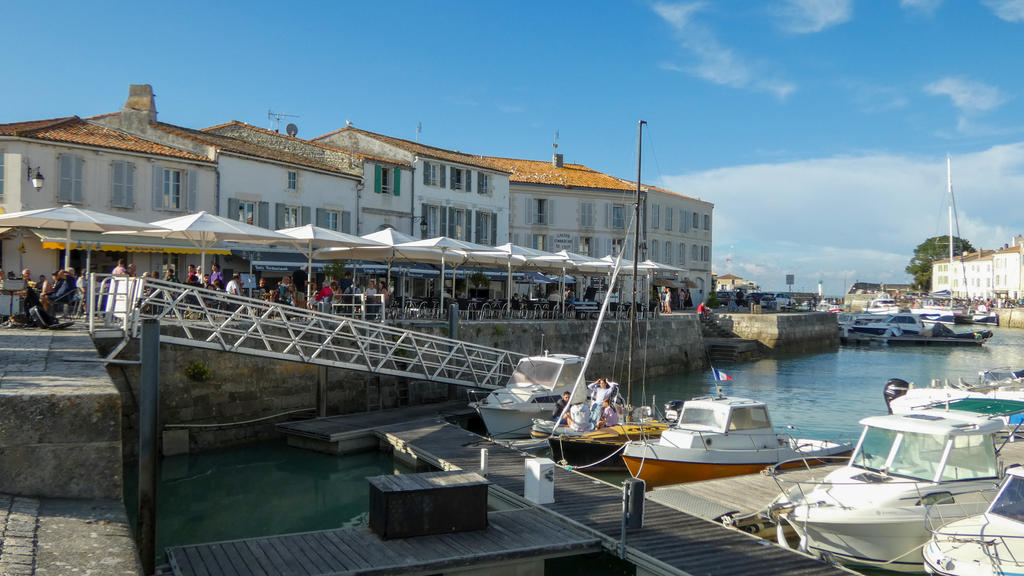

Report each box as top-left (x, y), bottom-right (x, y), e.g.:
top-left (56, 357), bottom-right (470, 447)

top-left (268, 110), bottom-right (299, 133)
top-left (416, 121), bottom-right (422, 142)
top-left (553, 129), bottom-right (559, 149)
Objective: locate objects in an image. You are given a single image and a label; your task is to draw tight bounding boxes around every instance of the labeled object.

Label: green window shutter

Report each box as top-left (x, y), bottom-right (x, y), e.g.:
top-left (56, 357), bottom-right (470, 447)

top-left (393, 168), bottom-right (401, 196)
top-left (374, 165), bottom-right (382, 194)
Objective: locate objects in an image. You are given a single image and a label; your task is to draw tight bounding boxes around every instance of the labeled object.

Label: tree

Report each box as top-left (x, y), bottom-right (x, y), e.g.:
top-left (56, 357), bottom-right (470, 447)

top-left (905, 236), bottom-right (975, 291)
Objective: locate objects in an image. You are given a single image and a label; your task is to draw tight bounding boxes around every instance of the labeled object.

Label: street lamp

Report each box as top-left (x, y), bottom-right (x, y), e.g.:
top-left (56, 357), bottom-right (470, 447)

top-left (411, 215), bottom-right (429, 237)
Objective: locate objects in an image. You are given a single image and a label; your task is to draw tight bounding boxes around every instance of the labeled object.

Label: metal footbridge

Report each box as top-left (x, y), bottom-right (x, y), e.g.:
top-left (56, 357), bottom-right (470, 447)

top-left (87, 275), bottom-right (522, 389)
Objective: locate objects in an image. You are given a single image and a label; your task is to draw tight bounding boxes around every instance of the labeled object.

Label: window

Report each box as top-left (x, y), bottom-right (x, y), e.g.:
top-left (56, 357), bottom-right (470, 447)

top-left (376, 165), bottom-right (391, 195)
top-left (612, 205), bottom-right (625, 229)
top-left (530, 198), bottom-right (548, 225)
top-left (324, 211), bottom-right (339, 231)
top-left (704, 214), bottom-right (711, 230)
top-left (665, 208), bottom-right (673, 231)
top-left (691, 244), bottom-right (699, 262)
top-left (580, 202), bottom-right (594, 228)
top-left (450, 167), bottom-right (465, 191)
top-left (702, 245), bottom-right (710, 261)
top-left (111, 160), bottom-right (135, 208)
top-left (612, 237), bottom-right (624, 256)
top-left (451, 208), bottom-right (467, 240)
top-left (237, 200), bottom-right (257, 225)
top-left (474, 211), bottom-right (496, 245)
top-left (287, 171), bottom-right (297, 190)
top-left (423, 162), bottom-right (440, 186)
top-left (578, 236), bottom-right (592, 256)
top-left (283, 206), bottom-right (299, 228)
top-left (162, 168), bottom-right (183, 210)
top-left (692, 212), bottom-right (700, 229)
top-left (651, 204), bottom-right (660, 229)
top-left (477, 172), bottom-right (490, 195)
top-left (426, 205), bottom-right (440, 237)
top-left (531, 233), bottom-right (547, 250)
top-left (59, 154), bottom-right (84, 204)
top-left (679, 244), bottom-right (686, 265)
top-left (650, 240), bottom-right (659, 261)
top-left (664, 242), bottom-right (672, 265)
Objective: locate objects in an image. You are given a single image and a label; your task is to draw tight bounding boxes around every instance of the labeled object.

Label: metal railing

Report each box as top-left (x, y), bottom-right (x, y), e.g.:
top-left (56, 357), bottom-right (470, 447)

top-left (88, 274), bottom-right (522, 389)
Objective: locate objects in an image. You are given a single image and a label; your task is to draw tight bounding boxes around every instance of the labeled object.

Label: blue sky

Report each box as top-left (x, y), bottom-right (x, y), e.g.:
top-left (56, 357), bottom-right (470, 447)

top-left (5, 1), bottom-right (1024, 295)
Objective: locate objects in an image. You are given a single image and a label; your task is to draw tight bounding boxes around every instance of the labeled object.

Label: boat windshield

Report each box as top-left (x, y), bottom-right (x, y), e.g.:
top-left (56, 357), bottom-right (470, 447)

top-left (509, 360), bottom-right (563, 389)
top-left (679, 407), bottom-right (726, 431)
top-left (853, 426), bottom-right (996, 481)
top-left (852, 426), bottom-right (896, 472)
top-left (990, 475), bottom-right (1024, 523)
top-left (940, 434), bottom-right (996, 481)
top-left (727, 406), bottom-right (771, 431)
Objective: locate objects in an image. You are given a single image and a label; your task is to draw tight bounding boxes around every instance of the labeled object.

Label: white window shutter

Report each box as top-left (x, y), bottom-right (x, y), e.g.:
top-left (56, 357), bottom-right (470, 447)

top-left (152, 165), bottom-right (163, 210)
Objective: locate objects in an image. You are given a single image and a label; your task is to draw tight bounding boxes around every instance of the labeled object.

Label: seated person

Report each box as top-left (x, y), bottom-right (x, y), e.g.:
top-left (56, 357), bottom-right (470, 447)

top-left (566, 402), bottom-right (594, 432)
top-left (597, 399), bottom-right (620, 429)
top-left (552, 391), bottom-right (571, 425)
top-left (20, 269), bottom-right (61, 328)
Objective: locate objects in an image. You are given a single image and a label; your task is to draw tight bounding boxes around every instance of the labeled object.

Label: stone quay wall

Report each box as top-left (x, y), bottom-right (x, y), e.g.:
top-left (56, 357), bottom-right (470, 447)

top-left (996, 308), bottom-right (1024, 329)
top-left (712, 312), bottom-right (839, 352)
top-left (96, 315), bottom-right (707, 455)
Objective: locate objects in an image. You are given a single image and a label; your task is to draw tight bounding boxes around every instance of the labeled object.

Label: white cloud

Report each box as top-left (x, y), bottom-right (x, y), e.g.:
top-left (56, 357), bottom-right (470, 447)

top-left (657, 145), bottom-right (1024, 295)
top-left (900, 0), bottom-right (943, 16)
top-left (653, 2), bottom-right (796, 99)
top-left (983, 0), bottom-right (1024, 22)
top-left (775, 0), bottom-right (853, 34)
top-left (924, 77), bottom-right (1005, 112)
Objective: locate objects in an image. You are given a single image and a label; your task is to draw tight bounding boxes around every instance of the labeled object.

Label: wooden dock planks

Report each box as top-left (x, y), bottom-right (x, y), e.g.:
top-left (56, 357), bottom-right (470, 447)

top-left (167, 508), bottom-right (599, 576)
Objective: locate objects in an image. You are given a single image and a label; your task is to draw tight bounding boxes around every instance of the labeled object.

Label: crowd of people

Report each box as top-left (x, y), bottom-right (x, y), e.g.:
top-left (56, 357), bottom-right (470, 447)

top-left (551, 377), bottom-right (622, 432)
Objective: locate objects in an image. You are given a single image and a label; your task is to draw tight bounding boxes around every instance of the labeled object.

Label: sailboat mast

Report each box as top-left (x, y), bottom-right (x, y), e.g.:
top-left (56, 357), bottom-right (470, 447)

top-left (627, 120), bottom-right (645, 408)
top-left (947, 155), bottom-right (954, 272)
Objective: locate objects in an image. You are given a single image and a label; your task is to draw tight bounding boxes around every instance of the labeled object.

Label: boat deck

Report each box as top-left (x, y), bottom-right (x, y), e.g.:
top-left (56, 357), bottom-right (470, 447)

top-left (266, 406), bottom-right (856, 576)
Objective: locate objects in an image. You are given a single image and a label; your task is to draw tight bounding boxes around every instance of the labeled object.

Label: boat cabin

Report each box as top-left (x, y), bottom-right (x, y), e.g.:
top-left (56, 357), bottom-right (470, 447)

top-left (488, 354), bottom-right (584, 405)
top-left (849, 405), bottom-right (1016, 483)
top-left (665, 396), bottom-right (779, 450)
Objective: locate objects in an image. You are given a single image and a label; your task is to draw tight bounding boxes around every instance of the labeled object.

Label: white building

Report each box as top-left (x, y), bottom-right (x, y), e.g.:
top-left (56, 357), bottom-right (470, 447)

top-left (0, 114), bottom-right (217, 276)
top-left (314, 127), bottom-right (510, 245)
top-left (485, 154), bottom-right (714, 301)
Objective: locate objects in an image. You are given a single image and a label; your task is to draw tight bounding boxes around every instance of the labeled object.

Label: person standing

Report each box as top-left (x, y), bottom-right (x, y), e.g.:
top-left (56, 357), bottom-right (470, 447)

top-left (208, 263), bottom-right (224, 288)
top-left (111, 259), bottom-right (127, 275)
top-left (225, 274), bottom-right (243, 296)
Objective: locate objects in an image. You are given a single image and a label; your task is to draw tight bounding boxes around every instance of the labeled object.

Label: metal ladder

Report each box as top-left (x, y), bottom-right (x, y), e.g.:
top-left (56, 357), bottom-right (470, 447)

top-left (88, 275), bottom-right (522, 390)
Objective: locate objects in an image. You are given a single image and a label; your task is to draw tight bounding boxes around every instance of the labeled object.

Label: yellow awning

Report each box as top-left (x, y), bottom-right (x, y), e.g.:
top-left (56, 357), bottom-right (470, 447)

top-left (32, 230), bottom-right (231, 255)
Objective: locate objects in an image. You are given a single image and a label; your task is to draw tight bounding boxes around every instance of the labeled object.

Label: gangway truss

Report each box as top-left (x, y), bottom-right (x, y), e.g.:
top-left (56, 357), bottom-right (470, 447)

top-left (88, 275), bottom-right (522, 389)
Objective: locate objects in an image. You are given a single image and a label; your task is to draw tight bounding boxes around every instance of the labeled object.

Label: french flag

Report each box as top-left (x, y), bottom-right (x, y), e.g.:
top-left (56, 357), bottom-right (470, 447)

top-left (712, 367), bottom-right (733, 382)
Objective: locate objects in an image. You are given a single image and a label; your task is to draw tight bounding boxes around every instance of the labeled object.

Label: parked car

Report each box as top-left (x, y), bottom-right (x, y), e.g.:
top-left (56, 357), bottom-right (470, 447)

top-left (744, 292), bottom-right (765, 306)
top-left (771, 293), bottom-right (795, 310)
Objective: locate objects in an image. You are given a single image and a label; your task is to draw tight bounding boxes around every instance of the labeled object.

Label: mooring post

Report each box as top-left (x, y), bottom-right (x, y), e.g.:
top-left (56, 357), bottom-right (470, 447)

top-left (317, 365), bottom-right (328, 418)
top-left (138, 318), bottom-right (160, 575)
top-left (449, 303), bottom-right (458, 340)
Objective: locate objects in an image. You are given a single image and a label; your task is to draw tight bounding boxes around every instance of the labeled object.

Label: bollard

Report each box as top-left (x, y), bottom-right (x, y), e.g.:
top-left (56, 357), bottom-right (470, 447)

top-left (480, 448), bottom-right (489, 477)
top-left (449, 303), bottom-right (459, 340)
top-left (620, 477), bottom-right (645, 558)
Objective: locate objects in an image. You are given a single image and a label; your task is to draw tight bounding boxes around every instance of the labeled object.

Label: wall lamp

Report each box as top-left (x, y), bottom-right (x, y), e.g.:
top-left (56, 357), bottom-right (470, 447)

top-left (411, 215), bottom-right (429, 235)
top-left (24, 161), bottom-right (44, 192)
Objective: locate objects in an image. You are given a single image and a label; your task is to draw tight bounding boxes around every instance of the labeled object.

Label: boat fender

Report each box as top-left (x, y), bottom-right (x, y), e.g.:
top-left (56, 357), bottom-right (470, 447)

top-left (883, 378), bottom-right (910, 414)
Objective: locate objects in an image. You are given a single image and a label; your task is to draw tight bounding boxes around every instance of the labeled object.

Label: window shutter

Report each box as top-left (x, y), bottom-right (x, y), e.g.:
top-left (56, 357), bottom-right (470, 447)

top-left (422, 163), bottom-right (429, 185)
top-left (474, 210), bottom-right (482, 243)
top-left (545, 198), bottom-right (553, 225)
top-left (228, 198), bottom-right (240, 221)
top-left (152, 164), bottom-right (163, 210)
top-left (275, 203), bottom-right (286, 229)
top-left (465, 170), bottom-right (471, 193)
top-left (111, 162), bottom-right (124, 207)
top-left (316, 208), bottom-right (327, 228)
top-left (439, 164), bottom-right (446, 188)
top-left (606, 238), bottom-right (612, 256)
top-left (125, 162), bottom-right (135, 207)
top-left (301, 206), bottom-right (311, 226)
top-left (186, 169), bottom-right (197, 211)
top-left (439, 206), bottom-right (447, 237)
top-left (374, 165), bottom-right (382, 194)
top-left (527, 198), bottom-right (535, 225)
top-left (449, 167), bottom-right (456, 190)
top-left (447, 207), bottom-right (456, 237)
top-left (341, 211), bottom-right (352, 233)
top-left (605, 203), bottom-right (611, 228)
top-left (513, 232), bottom-right (520, 246)
top-left (72, 156), bottom-right (83, 203)
top-left (393, 167), bottom-right (401, 196)
top-left (490, 213), bottom-right (497, 246)
top-left (258, 201), bottom-right (270, 228)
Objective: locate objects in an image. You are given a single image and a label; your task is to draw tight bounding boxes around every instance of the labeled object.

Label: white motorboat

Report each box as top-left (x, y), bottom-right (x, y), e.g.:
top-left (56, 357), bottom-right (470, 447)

top-left (971, 305), bottom-right (999, 326)
top-left (469, 353), bottom-right (584, 439)
top-left (885, 370), bottom-right (1024, 416)
top-left (865, 295), bottom-right (900, 315)
top-left (771, 400), bottom-right (1024, 573)
top-left (912, 299), bottom-right (971, 325)
top-left (924, 467), bottom-right (1024, 576)
top-left (621, 395), bottom-right (851, 488)
top-left (842, 312), bottom-right (929, 338)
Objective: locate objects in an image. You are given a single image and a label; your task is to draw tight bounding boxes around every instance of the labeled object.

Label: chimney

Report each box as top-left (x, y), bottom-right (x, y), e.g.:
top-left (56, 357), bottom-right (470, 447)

top-left (121, 84), bottom-right (157, 130)
top-left (552, 153), bottom-right (563, 168)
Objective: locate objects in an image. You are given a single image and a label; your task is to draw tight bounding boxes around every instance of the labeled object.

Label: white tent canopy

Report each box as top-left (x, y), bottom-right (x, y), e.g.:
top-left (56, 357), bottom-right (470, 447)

top-left (0, 204), bottom-right (160, 270)
top-left (277, 224), bottom-right (384, 299)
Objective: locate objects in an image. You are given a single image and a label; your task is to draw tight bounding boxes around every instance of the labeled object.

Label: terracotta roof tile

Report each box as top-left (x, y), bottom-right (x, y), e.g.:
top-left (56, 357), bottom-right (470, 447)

top-left (483, 156), bottom-right (635, 190)
top-left (314, 126), bottom-right (505, 172)
top-left (0, 116), bottom-right (212, 163)
top-left (618, 179), bottom-right (703, 203)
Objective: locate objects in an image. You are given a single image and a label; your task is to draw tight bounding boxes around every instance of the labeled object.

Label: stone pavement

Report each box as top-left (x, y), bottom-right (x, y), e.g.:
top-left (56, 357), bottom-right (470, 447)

top-left (0, 326), bottom-right (141, 575)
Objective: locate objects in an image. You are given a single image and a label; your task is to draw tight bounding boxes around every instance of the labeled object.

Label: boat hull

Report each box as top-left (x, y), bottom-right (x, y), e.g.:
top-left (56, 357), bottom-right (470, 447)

top-left (786, 508), bottom-right (934, 573)
top-left (545, 421), bottom-right (670, 472)
top-left (473, 403), bottom-right (550, 439)
top-left (621, 442), bottom-right (849, 488)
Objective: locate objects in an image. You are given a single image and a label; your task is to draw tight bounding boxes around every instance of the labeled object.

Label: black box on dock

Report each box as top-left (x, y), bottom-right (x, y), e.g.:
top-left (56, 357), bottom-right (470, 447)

top-left (368, 470), bottom-right (489, 539)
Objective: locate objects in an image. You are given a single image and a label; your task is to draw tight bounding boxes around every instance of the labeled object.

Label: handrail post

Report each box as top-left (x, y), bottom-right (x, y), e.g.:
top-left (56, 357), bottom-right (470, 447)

top-left (88, 272), bottom-right (96, 333)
